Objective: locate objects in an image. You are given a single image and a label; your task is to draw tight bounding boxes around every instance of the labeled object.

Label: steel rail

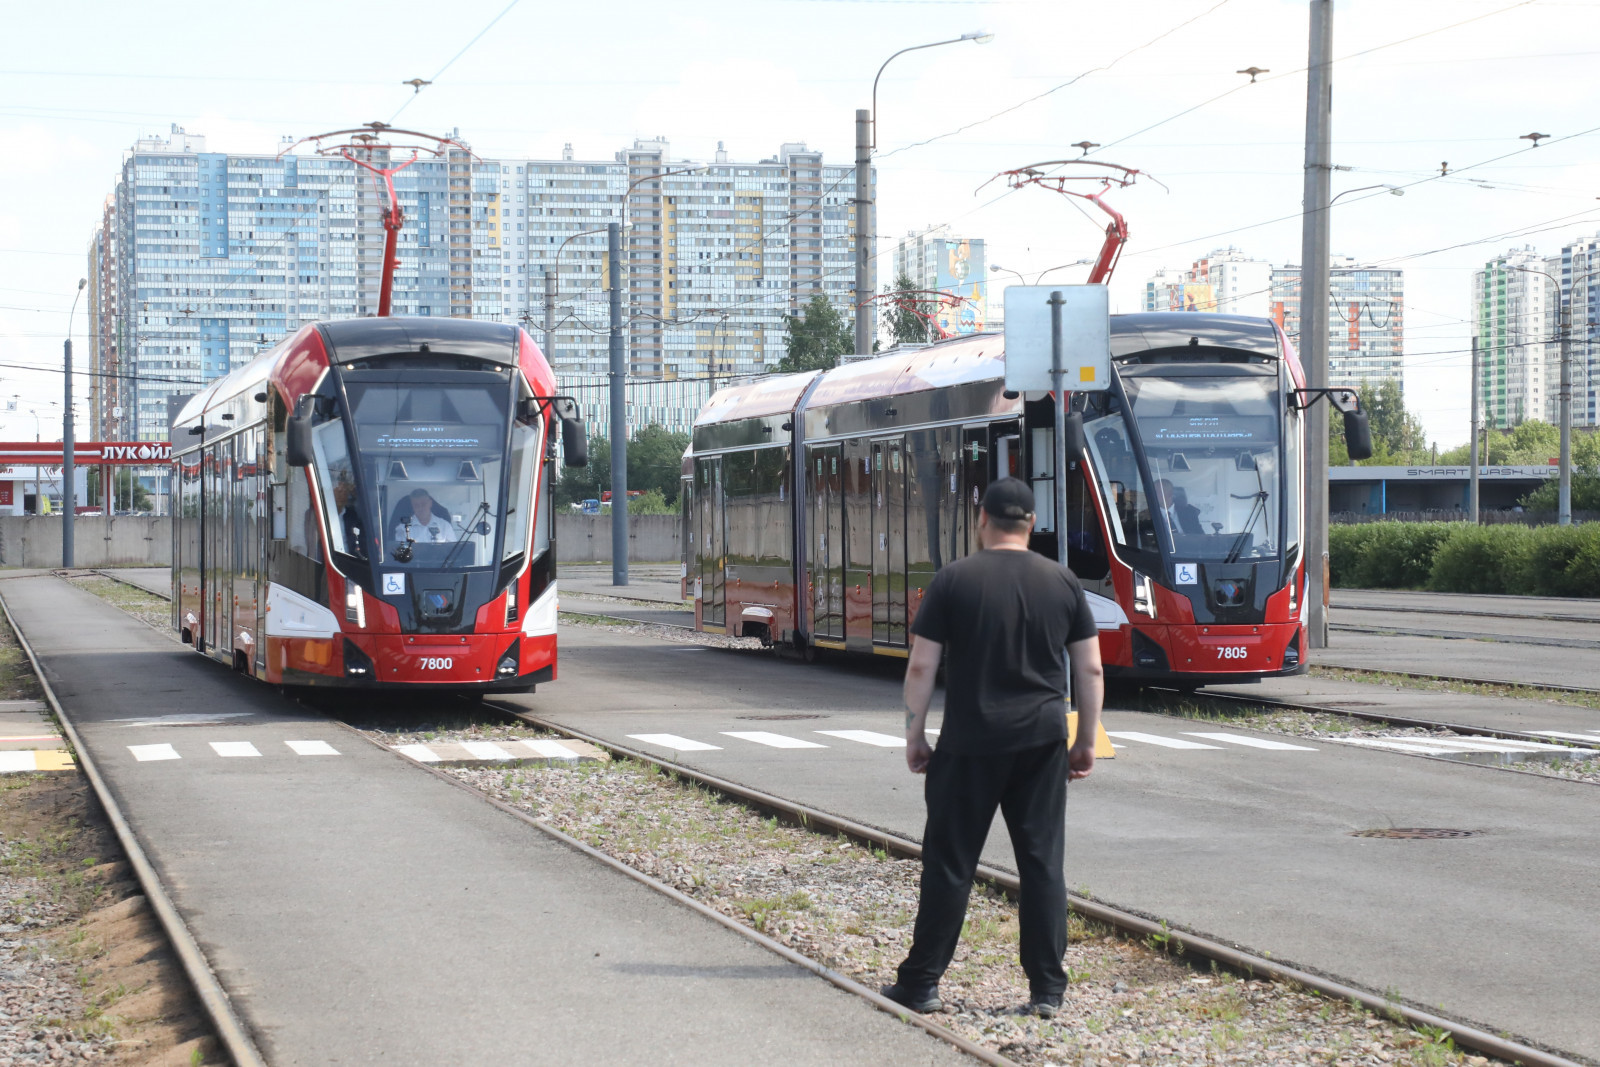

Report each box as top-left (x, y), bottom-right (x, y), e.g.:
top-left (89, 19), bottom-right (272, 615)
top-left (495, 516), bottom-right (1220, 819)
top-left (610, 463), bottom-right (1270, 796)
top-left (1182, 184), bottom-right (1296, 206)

top-left (1310, 661), bottom-right (1600, 698)
top-left (500, 707), bottom-right (1588, 1067)
top-left (1332, 601), bottom-right (1600, 625)
top-left (349, 717), bottom-right (1016, 1067)
top-left (0, 587), bottom-right (267, 1067)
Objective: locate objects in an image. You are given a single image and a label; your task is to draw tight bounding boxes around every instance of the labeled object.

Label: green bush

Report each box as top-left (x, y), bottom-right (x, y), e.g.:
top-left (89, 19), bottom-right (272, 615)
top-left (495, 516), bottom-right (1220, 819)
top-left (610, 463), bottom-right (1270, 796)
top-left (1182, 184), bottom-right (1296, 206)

top-left (1327, 522), bottom-right (1457, 588)
top-left (1427, 525), bottom-right (1529, 594)
top-left (1329, 521), bottom-right (1600, 596)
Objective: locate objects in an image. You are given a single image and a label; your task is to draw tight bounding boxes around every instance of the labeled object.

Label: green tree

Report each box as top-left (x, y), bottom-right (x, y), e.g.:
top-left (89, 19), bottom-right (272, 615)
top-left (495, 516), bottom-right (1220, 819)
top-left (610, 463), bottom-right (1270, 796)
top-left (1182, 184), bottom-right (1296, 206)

top-left (1328, 380), bottom-right (1430, 465)
top-left (85, 468), bottom-right (152, 512)
top-left (885, 272), bottom-right (931, 346)
top-left (551, 424), bottom-right (690, 509)
top-left (778, 294), bottom-right (853, 372)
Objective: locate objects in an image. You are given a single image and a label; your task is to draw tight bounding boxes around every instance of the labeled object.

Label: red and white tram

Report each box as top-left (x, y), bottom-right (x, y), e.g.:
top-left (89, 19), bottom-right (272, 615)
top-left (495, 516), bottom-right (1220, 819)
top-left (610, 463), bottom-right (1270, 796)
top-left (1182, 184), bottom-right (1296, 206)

top-left (171, 317), bottom-right (585, 692)
top-left (684, 312), bottom-right (1363, 687)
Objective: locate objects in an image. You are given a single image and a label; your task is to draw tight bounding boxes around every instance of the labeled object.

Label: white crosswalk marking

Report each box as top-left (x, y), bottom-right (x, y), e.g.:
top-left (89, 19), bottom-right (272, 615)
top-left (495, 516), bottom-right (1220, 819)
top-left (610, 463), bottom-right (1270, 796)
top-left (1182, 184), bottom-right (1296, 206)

top-left (1183, 732), bottom-right (1317, 751)
top-left (286, 740), bottom-right (340, 756)
top-left (210, 741), bottom-right (261, 758)
top-left (519, 739), bottom-right (581, 759)
top-left (1406, 737), bottom-right (1582, 753)
top-left (394, 743), bottom-right (442, 763)
top-left (1528, 731), bottom-right (1600, 749)
top-left (721, 731), bottom-right (828, 749)
top-left (460, 741), bottom-right (515, 760)
top-left (1106, 731), bottom-right (1221, 750)
top-left (129, 744), bottom-right (180, 762)
top-left (1333, 738), bottom-right (1486, 755)
top-left (628, 734), bottom-right (722, 752)
top-left (815, 729), bottom-right (904, 748)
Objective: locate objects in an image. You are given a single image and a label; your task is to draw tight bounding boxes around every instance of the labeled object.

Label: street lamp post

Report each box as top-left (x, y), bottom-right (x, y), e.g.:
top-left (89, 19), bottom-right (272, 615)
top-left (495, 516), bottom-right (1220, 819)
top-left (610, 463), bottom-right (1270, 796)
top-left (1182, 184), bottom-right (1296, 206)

top-left (857, 31), bottom-right (994, 357)
top-left (989, 259), bottom-right (1094, 287)
top-left (545, 226), bottom-right (608, 362)
top-left (1328, 184), bottom-right (1404, 205)
top-left (64, 278), bottom-right (86, 567)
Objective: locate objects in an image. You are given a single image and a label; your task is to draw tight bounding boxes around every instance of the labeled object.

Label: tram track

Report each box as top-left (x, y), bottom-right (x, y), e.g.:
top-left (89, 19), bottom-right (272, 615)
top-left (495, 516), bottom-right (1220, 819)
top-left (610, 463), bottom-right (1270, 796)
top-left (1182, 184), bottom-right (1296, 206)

top-left (484, 701), bottom-right (1584, 1067)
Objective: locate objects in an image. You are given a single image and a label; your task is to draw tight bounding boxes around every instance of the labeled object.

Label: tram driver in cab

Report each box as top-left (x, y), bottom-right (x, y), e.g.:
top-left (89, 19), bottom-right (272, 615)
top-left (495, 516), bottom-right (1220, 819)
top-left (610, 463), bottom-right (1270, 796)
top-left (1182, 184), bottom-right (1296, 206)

top-left (394, 488), bottom-right (454, 544)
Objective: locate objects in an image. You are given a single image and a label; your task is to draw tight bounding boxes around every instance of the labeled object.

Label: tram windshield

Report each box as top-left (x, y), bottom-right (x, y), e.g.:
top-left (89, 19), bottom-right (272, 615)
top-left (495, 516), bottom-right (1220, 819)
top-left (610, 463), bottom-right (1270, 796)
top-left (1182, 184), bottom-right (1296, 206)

top-left (1120, 368), bottom-right (1283, 562)
top-left (313, 375), bottom-right (540, 569)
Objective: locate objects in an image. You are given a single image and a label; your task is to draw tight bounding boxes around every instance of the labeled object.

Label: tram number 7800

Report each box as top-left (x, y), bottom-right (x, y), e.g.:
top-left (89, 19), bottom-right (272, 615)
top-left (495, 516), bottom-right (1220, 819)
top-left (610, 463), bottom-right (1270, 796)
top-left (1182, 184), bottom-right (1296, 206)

top-left (419, 657), bottom-right (455, 670)
top-left (1214, 646), bottom-right (1248, 661)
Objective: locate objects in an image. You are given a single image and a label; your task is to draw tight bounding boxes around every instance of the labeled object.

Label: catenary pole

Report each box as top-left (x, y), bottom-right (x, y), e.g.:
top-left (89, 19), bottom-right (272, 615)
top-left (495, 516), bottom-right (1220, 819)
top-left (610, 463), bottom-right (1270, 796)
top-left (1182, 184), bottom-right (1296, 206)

top-left (608, 222), bottom-right (629, 586)
top-left (854, 109), bottom-right (872, 357)
top-left (1469, 336), bottom-right (1480, 522)
top-left (1049, 292), bottom-right (1068, 567)
top-left (63, 278), bottom-right (86, 567)
top-left (1559, 298), bottom-right (1572, 524)
top-left (1300, 0), bottom-right (1334, 649)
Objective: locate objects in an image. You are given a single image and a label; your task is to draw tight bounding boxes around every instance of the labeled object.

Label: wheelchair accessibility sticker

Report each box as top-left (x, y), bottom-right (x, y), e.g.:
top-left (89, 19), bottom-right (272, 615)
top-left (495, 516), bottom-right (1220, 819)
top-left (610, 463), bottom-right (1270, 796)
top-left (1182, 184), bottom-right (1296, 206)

top-left (1174, 563), bottom-right (1198, 585)
top-left (383, 573), bottom-right (406, 595)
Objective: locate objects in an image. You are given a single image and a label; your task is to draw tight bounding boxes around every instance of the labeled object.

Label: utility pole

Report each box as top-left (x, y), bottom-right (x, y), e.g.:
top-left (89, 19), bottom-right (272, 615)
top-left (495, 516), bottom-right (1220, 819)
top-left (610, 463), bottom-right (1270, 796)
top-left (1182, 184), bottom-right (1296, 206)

top-left (1469, 336), bottom-right (1480, 522)
top-left (1559, 297), bottom-right (1573, 524)
top-left (608, 222), bottom-right (629, 586)
top-left (543, 268), bottom-right (556, 360)
top-left (1300, 0), bottom-right (1334, 650)
top-left (64, 278), bottom-right (86, 567)
top-left (853, 108), bottom-right (872, 357)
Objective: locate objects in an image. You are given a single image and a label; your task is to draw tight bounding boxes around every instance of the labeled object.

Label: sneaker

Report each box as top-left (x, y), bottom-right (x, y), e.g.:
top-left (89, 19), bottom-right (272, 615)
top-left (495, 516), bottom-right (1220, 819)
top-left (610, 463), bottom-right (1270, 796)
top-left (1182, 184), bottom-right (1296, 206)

top-left (880, 982), bottom-right (942, 1013)
top-left (1028, 993), bottom-right (1063, 1018)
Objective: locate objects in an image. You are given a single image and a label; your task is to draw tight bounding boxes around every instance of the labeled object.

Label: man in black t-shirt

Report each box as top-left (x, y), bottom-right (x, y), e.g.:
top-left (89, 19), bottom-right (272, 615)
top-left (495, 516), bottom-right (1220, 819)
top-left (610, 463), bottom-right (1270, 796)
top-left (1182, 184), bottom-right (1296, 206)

top-left (882, 478), bottom-right (1104, 1019)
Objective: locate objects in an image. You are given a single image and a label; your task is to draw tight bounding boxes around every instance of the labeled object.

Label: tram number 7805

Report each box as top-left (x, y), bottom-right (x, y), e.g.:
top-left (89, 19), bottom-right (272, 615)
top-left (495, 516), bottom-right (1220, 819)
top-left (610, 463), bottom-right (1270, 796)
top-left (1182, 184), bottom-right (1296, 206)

top-left (1214, 646), bottom-right (1248, 661)
top-left (419, 657), bottom-right (455, 670)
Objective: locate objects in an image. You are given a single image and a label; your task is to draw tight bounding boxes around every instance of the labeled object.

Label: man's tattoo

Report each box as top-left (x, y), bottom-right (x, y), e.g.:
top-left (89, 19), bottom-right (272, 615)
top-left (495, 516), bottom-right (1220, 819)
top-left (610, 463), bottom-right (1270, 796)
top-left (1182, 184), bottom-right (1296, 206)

top-left (905, 710), bottom-right (916, 730)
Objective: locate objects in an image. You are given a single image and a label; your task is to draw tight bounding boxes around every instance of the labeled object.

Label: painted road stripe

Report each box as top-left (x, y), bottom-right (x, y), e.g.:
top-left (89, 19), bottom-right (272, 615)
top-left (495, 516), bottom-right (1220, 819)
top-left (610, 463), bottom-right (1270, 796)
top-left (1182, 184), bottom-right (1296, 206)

top-left (628, 734), bottom-right (722, 752)
top-left (1529, 731), bottom-right (1600, 746)
top-left (0, 750), bottom-right (75, 773)
top-left (286, 740), bottom-right (340, 756)
top-left (1331, 738), bottom-right (1473, 755)
top-left (518, 739), bottom-right (581, 760)
top-left (459, 741), bottom-right (515, 761)
top-left (394, 744), bottom-right (442, 763)
top-left (816, 729), bottom-right (904, 748)
top-left (721, 731), bottom-right (828, 749)
top-left (210, 741), bottom-right (261, 758)
top-left (1183, 732), bottom-right (1317, 751)
top-left (129, 744), bottom-right (180, 762)
top-left (1384, 737), bottom-right (1585, 753)
top-left (1105, 732), bottom-right (1222, 750)
top-left (0, 735), bottom-right (60, 742)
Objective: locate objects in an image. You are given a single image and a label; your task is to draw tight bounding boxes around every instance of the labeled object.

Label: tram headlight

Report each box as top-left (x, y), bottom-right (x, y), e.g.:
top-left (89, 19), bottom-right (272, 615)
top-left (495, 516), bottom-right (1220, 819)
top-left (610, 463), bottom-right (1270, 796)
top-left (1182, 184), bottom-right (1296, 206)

top-left (497, 637), bottom-right (521, 678)
top-left (345, 582), bottom-right (366, 628)
top-left (505, 582), bottom-right (519, 625)
top-left (1132, 572), bottom-right (1157, 618)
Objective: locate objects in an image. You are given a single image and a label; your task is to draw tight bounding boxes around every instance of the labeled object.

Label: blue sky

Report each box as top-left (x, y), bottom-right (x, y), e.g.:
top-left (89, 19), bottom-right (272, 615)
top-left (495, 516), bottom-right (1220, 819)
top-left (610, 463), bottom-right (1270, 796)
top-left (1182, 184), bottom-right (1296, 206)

top-left (3, 0), bottom-right (1598, 446)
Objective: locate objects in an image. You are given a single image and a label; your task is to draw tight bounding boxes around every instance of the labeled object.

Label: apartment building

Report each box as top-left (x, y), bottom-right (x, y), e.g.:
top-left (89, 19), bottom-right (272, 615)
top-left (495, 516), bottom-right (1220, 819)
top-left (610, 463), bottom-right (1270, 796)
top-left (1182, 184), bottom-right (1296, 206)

top-left (91, 128), bottom-right (867, 440)
top-left (892, 228), bottom-right (988, 337)
top-left (1143, 247), bottom-right (1271, 317)
top-left (1471, 247), bottom-right (1558, 428)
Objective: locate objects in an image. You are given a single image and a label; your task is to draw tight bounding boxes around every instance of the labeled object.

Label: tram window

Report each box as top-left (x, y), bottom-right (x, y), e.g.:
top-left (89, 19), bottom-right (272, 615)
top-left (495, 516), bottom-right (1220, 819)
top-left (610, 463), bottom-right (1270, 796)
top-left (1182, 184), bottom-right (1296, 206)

top-left (502, 419), bottom-right (544, 562)
top-left (1082, 402), bottom-right (1155, 555)
top-left (311, 420), bottom-right (364, 558)
top-left (286, 472), bottom-right (319, 562)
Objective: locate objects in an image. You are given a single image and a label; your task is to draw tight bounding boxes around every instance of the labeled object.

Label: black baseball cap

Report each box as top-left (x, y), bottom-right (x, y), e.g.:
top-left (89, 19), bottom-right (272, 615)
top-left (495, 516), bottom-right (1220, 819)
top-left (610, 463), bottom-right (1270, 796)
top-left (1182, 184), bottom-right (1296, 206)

top-left (982, 478), bottom-right (1035, 520)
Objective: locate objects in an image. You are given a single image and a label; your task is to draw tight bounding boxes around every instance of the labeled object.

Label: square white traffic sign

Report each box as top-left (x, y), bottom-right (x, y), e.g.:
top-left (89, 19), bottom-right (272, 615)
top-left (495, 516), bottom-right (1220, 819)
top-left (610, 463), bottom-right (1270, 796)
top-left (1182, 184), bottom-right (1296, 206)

top-left (1003, 285), bottom-right (1111, 393)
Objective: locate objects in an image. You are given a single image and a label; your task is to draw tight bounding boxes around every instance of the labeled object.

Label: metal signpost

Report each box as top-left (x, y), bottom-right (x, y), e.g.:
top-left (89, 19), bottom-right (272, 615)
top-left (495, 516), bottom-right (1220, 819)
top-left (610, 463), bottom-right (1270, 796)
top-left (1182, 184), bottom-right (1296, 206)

top-left (1002, 284), bottom-right (1111, 539)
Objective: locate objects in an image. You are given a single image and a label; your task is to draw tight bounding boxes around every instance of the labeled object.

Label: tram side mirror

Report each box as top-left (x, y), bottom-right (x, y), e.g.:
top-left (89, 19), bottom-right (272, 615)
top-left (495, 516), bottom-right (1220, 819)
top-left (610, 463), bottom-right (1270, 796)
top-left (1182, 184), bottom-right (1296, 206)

top-left (286, 413), bottom-right (314, 467)
top-left (1061, 412), bottom-right (1086, 461)
top-left (562, 418), bottom-right (588, 468)
top-left (1344, 409), bottom-right (1374, 461)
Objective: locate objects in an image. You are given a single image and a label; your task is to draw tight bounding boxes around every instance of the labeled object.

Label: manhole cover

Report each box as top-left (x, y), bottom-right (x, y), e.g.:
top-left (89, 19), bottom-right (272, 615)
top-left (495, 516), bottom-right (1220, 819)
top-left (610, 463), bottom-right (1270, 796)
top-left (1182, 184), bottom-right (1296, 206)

top-left (736, 713), bottom-right (824, 721)
top-left (1319, 701), bottom-right (1383, 708)
top-left (1349, 828), bottom-right (1481, 839)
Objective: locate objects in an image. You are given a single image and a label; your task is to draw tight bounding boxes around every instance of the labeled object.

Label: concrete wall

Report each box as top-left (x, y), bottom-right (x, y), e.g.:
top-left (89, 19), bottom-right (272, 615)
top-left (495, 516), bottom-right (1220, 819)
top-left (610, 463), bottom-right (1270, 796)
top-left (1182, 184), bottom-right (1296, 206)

top-left (0, 516), bottom-right (171, 568)
top-left (556, 514), bottom-right (681, 563)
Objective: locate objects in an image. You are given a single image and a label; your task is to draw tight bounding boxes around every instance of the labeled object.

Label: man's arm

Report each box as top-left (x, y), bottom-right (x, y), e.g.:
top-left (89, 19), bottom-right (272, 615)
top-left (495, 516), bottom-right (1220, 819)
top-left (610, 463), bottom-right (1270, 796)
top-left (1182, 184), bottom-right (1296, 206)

top-left (902, 634), bottom-right (941, 774)
top-left (1066, 636), bottom-right (1104, 780)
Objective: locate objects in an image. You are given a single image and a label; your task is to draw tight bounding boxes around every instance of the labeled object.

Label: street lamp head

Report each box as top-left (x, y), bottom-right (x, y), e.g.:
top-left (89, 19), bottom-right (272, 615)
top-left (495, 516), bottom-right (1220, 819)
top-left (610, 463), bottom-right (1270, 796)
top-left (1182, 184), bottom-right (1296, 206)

top-left (76, 278), bottom-right (86, 291)
top-left (1385, 186), bottom-right (1404, 196)
top-left (963, 30), bottom-right (996, 43)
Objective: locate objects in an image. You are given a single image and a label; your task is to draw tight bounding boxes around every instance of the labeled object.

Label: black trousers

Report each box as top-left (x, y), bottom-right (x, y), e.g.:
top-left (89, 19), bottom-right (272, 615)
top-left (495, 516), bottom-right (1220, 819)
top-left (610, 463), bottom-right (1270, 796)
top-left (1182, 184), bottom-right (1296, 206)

top-left (896, 740), bottom-right (1069, 997)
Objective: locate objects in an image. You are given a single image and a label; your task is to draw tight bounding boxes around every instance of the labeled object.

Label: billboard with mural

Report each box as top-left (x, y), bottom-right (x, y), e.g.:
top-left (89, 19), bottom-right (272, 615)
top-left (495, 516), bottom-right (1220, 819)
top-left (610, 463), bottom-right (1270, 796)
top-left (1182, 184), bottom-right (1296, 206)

top-left (933, 239), bottom-right (987, 336)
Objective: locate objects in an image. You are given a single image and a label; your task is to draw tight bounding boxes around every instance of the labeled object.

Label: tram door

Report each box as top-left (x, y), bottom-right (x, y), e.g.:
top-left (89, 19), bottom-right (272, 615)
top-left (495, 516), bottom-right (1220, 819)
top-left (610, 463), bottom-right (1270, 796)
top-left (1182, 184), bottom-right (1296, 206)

top-left (871, 438), bottom-right (907, 647)
top-left (808, 446), bottom-right (843, 640)
top-left (695, 457), bottom-right (724, 629)
top-left (841, 439), bottom-right (872, 649)
top-left (960, 427), bottom-right (989, 558)
top-left (206, 440), bottom-right (232, 655)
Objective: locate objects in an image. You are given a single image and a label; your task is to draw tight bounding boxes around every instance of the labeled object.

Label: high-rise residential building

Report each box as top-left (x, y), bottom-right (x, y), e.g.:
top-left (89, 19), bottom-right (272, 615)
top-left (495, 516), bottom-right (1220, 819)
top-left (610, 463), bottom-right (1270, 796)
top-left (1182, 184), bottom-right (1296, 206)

top-left (1142, 249), bottom-right (1403, 389)
top-left (91, 128), bottom-right (868, 440)
top-left (892, 228), bottom-right (988, 337)
top-left (1471, 247), bottom-right (1558, 428)
top-left (1552, 232), bottom-right (1600, 427)
top-left (1142, 247), bottom-right (1271, 317)
top-left (1270, 255), bottom-right (1404, 389)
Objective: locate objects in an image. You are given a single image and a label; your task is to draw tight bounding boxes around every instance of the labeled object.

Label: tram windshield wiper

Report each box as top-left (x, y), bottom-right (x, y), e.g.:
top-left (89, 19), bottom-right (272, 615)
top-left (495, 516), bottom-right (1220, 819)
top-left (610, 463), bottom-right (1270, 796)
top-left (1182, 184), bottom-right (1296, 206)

top-left (441, 500), bottom-right (489, 570)
top-left (1224, 456), bottom-right (1268, 564)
